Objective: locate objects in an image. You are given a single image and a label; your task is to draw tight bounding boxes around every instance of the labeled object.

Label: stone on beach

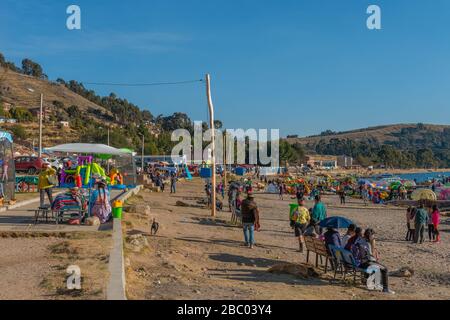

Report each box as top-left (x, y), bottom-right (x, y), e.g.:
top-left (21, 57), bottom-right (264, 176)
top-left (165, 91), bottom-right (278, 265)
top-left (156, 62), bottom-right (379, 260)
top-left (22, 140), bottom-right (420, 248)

top-left (390, 267), bottom-right (415, 278)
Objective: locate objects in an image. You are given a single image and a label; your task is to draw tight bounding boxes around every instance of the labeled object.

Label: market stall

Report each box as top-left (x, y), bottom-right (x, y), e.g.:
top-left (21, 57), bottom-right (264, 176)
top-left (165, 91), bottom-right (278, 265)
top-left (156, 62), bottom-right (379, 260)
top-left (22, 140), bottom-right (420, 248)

top-left (45, 143), bottom-right (136, 189)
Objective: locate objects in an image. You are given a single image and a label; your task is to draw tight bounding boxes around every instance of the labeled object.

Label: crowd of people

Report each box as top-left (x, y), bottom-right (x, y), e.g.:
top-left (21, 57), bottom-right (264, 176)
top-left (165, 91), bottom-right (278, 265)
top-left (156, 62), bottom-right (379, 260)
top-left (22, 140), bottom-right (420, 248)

top-left (289, 195), bottom-right (394, 293)
top-left (223, 176), bottom-right (402, 293)
top-left (405, 204), bottom-right (441, 243)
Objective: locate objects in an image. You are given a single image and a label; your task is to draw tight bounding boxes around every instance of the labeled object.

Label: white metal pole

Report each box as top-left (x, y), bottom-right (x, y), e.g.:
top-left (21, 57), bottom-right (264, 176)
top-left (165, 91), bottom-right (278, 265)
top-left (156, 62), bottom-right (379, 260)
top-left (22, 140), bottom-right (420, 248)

top-left (206, 74), bottom-right (216, 217)
top-left (141, 134), bottom-right (145, 175)
top-left (107, 127), bottom-right (110, 172)
top-left (223, 131), bottom-right (227, 188)
top-left (39, 93), bottom-right (43, 158)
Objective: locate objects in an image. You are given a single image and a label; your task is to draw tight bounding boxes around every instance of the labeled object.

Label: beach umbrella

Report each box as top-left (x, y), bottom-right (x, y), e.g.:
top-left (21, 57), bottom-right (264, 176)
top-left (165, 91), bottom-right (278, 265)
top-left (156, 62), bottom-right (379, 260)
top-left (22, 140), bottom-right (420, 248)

top-left (438, 188), bottom-right (450, 200)
top-left (403, 180), bottom-right (416, 188)
top-left (358, 179), bottom-right (372, 186)
top-left (390, 181), bottom-right (402, 190)
top-left (96, 153), bottom-right (112, 160)
top-left (319, 216), bottom-right (354, 229)
top-left (411, 189), bottom-right (437, 201)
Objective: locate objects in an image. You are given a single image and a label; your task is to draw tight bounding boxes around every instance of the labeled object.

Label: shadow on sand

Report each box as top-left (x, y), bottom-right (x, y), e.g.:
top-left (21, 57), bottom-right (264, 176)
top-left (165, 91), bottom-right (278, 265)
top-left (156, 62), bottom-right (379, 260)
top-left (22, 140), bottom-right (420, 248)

top-left (207, 253), bottom-right (334, 287)
top-left (175, 236), bottom-right (297, 252)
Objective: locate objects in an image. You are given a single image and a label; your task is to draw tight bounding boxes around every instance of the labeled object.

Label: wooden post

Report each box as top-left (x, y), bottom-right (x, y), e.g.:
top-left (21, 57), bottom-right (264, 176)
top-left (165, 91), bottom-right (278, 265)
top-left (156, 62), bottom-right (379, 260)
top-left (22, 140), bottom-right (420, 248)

top-left (206, 74), bottom-right (216, 217)
top-left (38, 93), bottom-right (43, 158)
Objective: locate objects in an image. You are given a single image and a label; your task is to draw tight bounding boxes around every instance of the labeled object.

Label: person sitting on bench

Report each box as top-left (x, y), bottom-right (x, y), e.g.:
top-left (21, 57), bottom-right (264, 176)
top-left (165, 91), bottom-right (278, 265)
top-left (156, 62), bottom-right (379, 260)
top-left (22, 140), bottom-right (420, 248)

top-left (349, 229), bottom-right (394, 294)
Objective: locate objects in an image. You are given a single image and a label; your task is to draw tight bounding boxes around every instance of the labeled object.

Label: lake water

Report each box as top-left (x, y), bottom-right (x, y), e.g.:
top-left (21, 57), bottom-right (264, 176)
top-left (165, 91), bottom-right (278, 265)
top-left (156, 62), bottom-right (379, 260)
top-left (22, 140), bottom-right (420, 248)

top-left (396, 172), bottom-right (450, 183)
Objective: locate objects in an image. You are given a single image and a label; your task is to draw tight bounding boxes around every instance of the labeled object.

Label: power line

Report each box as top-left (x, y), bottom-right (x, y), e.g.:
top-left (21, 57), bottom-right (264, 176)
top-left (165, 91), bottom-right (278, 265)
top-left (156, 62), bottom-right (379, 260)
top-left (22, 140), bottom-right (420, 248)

top-left (81, 79), bottom-right (204, 87)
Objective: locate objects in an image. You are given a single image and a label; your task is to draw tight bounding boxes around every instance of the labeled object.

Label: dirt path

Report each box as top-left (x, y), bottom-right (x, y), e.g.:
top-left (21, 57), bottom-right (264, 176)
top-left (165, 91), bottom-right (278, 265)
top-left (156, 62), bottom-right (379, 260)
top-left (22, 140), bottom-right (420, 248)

top-left (123, 178), bottom-right (450, 300)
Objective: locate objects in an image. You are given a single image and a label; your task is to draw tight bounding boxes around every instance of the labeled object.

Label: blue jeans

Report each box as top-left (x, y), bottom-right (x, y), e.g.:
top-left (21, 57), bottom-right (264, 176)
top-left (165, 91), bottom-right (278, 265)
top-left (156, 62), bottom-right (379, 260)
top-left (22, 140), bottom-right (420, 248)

top-left (243, 223), bottom-right (255, 245)
top-left (171, 183), bottom-right (176, 193)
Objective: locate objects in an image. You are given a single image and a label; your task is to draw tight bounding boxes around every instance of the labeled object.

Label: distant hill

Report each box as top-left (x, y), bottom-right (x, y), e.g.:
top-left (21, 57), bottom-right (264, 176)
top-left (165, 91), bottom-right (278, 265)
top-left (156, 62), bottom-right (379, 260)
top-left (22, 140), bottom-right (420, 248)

top-left (0, 53), bottom-right (207, 156)
top-left (0, 66), bottom-right (113, 122)
top-left (286, 123), bottom-right (450, 147)
top-left (285, 123), bottom-right (450, 168)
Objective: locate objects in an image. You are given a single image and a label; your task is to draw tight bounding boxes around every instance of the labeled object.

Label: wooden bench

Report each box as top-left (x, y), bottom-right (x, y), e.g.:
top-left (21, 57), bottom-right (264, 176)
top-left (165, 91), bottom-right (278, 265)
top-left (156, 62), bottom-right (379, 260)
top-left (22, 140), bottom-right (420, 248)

top-left (304, 236), bottom-right (331, 272)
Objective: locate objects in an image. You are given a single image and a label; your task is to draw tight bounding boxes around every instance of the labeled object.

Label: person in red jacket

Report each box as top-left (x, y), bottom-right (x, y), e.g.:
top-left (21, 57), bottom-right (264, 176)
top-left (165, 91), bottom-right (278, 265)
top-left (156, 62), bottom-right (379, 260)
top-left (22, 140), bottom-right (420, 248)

top-left (431, 205), bottom-right (441, 243)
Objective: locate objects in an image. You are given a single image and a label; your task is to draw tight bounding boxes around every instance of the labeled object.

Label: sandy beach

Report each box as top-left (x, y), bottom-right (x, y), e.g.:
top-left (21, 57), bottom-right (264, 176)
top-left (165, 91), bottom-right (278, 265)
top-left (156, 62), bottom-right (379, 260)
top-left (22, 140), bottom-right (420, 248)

top-left (123, 178), bottom-right (450, 300)
top-left (0, 231), bottom-right (112, 300)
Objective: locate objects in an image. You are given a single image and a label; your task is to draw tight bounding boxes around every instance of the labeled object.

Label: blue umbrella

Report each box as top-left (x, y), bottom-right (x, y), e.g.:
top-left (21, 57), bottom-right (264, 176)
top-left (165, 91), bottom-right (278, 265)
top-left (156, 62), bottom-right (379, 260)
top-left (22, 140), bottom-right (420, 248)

top-left (319, 216), bottom-right (354, 229)
top-left (358, 179), bottom-right (371, 185)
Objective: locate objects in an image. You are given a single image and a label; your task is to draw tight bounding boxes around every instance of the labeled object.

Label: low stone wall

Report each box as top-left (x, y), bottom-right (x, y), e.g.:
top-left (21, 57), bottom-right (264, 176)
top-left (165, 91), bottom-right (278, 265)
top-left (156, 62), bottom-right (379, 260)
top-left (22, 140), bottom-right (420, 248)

top-left (106, 185), bottom-right (143, 300)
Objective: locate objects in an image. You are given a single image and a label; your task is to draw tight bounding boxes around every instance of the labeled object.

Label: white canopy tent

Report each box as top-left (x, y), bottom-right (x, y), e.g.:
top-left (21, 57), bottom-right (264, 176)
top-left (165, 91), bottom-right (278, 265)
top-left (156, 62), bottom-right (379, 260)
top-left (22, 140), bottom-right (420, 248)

top-left (45, 143), bottom-right (136, 187)
top-left (45, 143), bottom-right (130, 156)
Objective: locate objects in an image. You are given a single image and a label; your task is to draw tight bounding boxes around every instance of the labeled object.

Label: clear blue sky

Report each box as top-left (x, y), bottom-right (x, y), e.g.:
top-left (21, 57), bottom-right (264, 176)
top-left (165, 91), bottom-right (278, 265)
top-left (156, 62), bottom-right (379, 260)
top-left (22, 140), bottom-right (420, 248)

top-left (1, 0), bottom-right (450, 137)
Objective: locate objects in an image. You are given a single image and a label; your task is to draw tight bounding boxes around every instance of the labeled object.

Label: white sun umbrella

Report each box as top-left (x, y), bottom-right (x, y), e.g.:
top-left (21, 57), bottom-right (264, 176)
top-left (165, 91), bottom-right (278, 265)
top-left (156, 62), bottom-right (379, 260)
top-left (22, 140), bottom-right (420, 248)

top-left (45, 143), bottom-right (129, 155)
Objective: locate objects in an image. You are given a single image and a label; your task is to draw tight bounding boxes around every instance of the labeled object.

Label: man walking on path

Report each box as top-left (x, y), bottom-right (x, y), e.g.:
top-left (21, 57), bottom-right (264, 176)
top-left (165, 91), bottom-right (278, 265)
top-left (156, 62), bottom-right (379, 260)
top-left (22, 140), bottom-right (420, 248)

top-left (241, 193), bottom-right (260, 249)
top-left (311, 195), bottom-right (327, 233)
top-left (170, 173), bottom-right (177, 194)
top-left (339, 187), bottom-right (346, 205)
top-left (414, 203), bottom-right (428, 244)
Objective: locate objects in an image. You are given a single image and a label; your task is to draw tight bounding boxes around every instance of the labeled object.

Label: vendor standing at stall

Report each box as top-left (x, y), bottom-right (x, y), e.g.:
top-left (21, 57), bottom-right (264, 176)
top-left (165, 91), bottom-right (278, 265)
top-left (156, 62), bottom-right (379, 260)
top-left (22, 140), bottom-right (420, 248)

top-left (38, 162), bottom-right (56, 207)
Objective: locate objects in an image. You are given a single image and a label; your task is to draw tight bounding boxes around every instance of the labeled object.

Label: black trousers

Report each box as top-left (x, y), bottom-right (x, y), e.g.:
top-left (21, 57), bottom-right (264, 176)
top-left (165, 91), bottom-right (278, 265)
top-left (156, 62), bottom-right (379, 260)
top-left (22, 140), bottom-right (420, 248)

top-left (406, 225), bottom-right (414, 241)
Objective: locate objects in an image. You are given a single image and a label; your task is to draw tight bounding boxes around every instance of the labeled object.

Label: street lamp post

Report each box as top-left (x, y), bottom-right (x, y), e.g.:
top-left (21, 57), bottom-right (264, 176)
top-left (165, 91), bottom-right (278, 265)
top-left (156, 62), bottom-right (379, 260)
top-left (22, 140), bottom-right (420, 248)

top-left (39, 93), bottom-right (43, 157)
top-left (27, 88), bottom-right (43, 158)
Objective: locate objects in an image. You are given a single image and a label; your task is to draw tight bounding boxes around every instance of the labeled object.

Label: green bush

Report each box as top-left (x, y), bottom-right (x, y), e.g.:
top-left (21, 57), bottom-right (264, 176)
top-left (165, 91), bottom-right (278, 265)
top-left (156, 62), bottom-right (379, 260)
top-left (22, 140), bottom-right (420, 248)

top-left (9, 107), bottom-right (34, 122)
top-left (10, 124), bottom-right (27, 140)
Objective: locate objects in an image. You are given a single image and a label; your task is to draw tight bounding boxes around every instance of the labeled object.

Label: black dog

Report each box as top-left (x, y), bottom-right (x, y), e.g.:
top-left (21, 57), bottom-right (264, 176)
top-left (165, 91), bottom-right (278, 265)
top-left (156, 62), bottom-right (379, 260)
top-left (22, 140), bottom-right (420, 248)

top-left (150, 218), bottom-right (159, 235)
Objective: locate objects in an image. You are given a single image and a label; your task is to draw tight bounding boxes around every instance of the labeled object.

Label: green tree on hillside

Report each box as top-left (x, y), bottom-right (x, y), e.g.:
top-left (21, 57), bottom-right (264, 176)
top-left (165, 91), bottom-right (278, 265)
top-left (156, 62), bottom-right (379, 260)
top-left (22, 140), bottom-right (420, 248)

top-left (52, 100), bottom-right (64, 109)
top-left (21, 59), bottom-right (47, 79)
top-left (10, 124), bottom-right (27, 140)
top-left (0, 52), bottom-right (21, 72)
top-left (67, 105), bottom-right (80, 118)
top-left (416, 148), bottom-right (437, 168)
top-left (9, 107), bottom-right (33, 122)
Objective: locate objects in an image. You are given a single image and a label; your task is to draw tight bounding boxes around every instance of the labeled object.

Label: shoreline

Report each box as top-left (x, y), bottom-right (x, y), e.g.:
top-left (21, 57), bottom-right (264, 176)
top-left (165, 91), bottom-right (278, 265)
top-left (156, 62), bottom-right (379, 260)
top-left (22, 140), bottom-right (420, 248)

top-left (312, 168), bottom-right (450, 176)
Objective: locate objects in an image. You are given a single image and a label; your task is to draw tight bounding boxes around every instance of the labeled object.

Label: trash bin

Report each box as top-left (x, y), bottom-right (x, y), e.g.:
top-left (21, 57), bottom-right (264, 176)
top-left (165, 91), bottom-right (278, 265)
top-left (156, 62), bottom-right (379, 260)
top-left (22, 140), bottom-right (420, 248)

top-left (112, 200), bottom-right (123, 219)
